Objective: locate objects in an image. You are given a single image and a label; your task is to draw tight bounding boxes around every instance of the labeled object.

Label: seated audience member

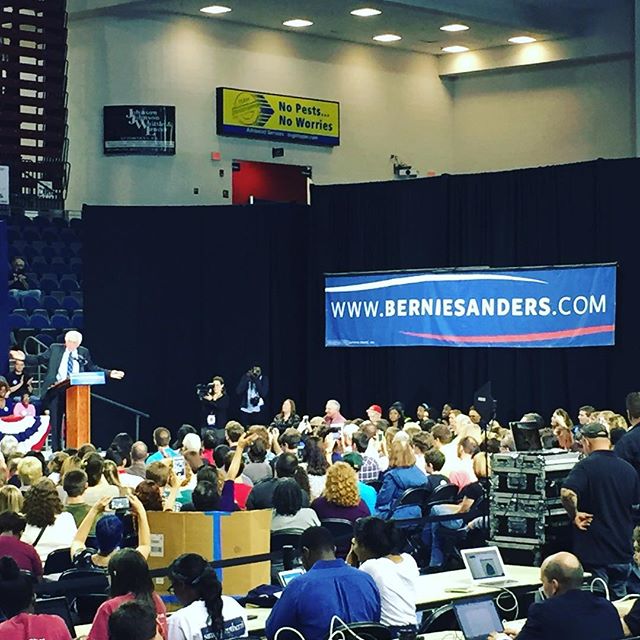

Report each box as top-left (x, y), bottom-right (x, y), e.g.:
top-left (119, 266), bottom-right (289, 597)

top-left (223, 450), bottom-right (251, 509)
top-left (266, 526), bottom-right (381, 640)
top-left (63, 469), bottom-right (93, 527)
top-left (201, 430), bottom-right (217, 467)
top-left (0, 556), bottom-right (71, 639)
top-left (225, 421), bottom-right (245, 449)
top-left (489, 552), bottom-right (622, 640)
top-left (271, 478), bottom-right (320, 533)
top-left (127, 441), bottom-right (149, 478)
top-left (244, 438), bottom-right (273, 485)
top-left (13, 392), bottom-right (35, 418)
top-left (103, 459), bottom-right (128, 495)
top-left (136, 479), bottom-right (175, 512)
top-left (342, 452), bottom-right (377, 514)
top-left (423, 449), bottom-right (449, 494)
top-left (17, 456), bottom-right (43, 493)
top-left (0, 511), bottom-right (43, 578)
top-left (352, 431), bottom-right (380, 483)
top-left (348, 517), bottom-right (419, 635)
top-left (47, 452), bottom-right (69, 485)
top-left (416, 403), bottom-right (431, 429)
top-left (105, 447), bottom-right (140, 490)
top-left (388, 402), bottom-right (407, 429)
top-left (411, 431), bottom-right (434, 474)
top-left (246, 452), bottom-right (310, 510)
top-left (146, 427), bottom-right (179, 463)
top-left (375, 441), bottom-right (427, 520)
top-left (6, 453), bottom-right (24, 487)
top-left (108, 601), bottom-right (162, 640)
top-left (0, 379), bottom-right (14, 416)
top-left (182, 433), bottom-right (202, 455)
top-left (272, 428), bottom-right (302, 465)
top-left (189, 481), bottom-right (219, 511)
top-left (271, 398), bottom-right (301, 432)
top-left (71, 494), bottom-right (151, 568)
top-left (83, 453), bottom-right (120, 505)
top-left (431, 423), bottom-right (453, 451)
top-left (303, 435), bottom-right (329, 500)
top-left (87, 548), bottom-right (167, 640)
top-left (21, 478), bottom-right (77, 563)
top-left (0, 433), bottom-right (19, 459)
top-left (171, 424), bottom-right (198, 451)
top-left (311, 461), bottom-right (370, 523)
top-left (0, 483), bottom-right (24, 513)
top-left (168, 553), bottom-right (248, 640)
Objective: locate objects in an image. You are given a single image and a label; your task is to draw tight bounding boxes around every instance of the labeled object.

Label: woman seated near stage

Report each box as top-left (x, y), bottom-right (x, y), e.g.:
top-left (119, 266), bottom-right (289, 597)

top-left (311, 461), bottom-right (370, 524)
top-left (270, 398), bottom-right (301, 432)
top-left (375, 441), bottom-right (427, 521)
top-left (70, 493), bottom-right (151, 569)
top-left (271, 478), bottom-right (320, 533)
top-left (86, 548), bottom-right (167, 640)
top-left (21, 478), bottom-right (78, 564)
top-left (167, 552), bottom-right (248, 640)
top-left (348, 516), bottom-right (419, 637)
top-left (0, 556), bottom-right (72, 639)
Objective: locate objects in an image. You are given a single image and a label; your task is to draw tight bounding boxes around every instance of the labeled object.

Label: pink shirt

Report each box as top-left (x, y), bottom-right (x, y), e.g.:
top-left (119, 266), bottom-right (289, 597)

top-left (87, 592), bottom-right (167, 640)
top-left (0, 613), bottom-right (71, 640)
top-left (13, 403), bottom-right (36, 417)
top-left (0, 535), bottom-right (43, 577)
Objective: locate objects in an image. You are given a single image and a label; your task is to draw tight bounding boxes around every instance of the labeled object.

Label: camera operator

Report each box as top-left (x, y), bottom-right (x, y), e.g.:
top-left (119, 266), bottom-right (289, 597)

top-left (236, 364), bottom-right (269, 424)
top-left (199, 375), bottom-right (229, 442)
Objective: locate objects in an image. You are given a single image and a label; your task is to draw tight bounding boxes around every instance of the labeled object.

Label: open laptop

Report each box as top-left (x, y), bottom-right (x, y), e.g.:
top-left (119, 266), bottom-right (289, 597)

top-left (453, 598), bottom-right (504, 640)
top-left (460, 546), bottom-right (516, 587)
top-left (277, 567), bottom-right (305, 587)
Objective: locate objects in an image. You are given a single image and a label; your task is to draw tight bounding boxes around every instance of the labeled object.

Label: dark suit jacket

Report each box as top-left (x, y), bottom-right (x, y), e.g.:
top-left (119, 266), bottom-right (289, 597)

top-left (517, 589), bottom-right (623, 640)
top-left (25, 343), bottom-right (109, 391)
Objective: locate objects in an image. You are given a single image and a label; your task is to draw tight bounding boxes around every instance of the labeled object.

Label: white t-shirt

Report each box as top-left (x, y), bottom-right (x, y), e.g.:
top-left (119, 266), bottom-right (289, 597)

top-left (168, 597), bottom-right (248, 640)
top-left (308, 474), bottom-right (327, 501)
top-left (359, 554), bottom-right (419, 627)
top-left (271, 508), bottom-right (320, 533)
top-left (23, 511), bottom-right (78, 563)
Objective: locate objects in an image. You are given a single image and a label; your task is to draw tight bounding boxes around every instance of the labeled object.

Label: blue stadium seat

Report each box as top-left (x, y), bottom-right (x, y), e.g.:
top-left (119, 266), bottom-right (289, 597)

top-left (41, 245), bottom-right (58, 260)
top-left (70, 241), bottom-right (82, 254)
top-left (70, 311), bottom-right (84, 329)
top-left (41, 295), bottom-right (59, 313)
top-left (8, 314), bottom-right (29, 328)
top-left (8, 296), bottom-right (19, 313)
top-left (39, 275), bottom-right (59, 293)
top-left (21, 295), bottom-right (41, 311)
top-left (11, 308), bottom-right (29, 319)
top-left (31, 256), bottom-right (48, 271)
top-left (59, 276), bottom-right (79, 292)
top-left (50, 313), bottom-right (70, 329)
top-left (29, 314), bottom-right (50, 329)
top-left (22, 228), bottom-right (41, 242)
top-left (62, 296), bottom-right (80, 312)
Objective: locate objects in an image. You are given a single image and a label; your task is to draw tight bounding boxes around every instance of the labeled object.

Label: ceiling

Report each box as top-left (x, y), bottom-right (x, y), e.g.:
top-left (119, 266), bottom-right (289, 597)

top-left (68, 0), bottom-right (630, 56)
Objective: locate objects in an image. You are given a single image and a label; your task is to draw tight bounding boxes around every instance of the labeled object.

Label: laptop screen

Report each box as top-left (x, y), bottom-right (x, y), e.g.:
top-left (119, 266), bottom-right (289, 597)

top-left (278, 567), bottom-right (305, 587)
top-left (454, 599), bottom-right (503, 640)
top-left (464, 548), bottom-right (506, 580)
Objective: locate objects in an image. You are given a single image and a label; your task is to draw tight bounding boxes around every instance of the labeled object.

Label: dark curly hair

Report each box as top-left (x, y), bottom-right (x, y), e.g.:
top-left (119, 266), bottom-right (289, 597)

top-left (303, 436), bottom-right (329, 477)
top-left (22, 478), bottom-right (63, 527)
top-left (273, 478), bottom-right (303, 516)
top-left (134, 480), bottom-right (164, 512)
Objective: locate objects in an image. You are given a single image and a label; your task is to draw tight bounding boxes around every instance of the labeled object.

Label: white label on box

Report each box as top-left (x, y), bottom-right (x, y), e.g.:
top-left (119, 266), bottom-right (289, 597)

top-left (154, 577), bottom-right (164, 585)
top-left (150, 533), bottom-right (164, 557)
top-left (0, 166), bottom-right (8, 205)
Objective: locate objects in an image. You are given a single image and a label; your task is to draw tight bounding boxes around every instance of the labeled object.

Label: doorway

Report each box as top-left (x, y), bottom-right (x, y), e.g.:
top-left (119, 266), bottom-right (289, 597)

top-left (232, 160), bottom-right (310, 205)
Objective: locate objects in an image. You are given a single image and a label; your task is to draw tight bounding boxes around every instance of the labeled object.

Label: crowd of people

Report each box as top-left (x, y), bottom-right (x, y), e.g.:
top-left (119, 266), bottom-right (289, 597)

top-left (1, 392), bottom-right (640, 640)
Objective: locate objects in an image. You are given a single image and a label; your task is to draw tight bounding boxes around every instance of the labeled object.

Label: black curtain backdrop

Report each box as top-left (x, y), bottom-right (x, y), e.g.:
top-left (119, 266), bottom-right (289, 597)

top-left (83, 158), bottom-right (640, 446)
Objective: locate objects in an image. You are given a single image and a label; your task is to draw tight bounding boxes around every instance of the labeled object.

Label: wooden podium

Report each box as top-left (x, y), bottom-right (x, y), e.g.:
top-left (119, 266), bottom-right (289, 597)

top-left (52, 372), bottom-right (106, 448)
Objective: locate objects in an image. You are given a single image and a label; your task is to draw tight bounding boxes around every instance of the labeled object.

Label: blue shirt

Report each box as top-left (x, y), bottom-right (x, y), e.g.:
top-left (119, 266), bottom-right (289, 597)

top-left (145, 448), bottom-right (179, 464)
top-left (358, 481), bottom-right (377, 514)
top-left (265, 558), bottom-right (381, 640)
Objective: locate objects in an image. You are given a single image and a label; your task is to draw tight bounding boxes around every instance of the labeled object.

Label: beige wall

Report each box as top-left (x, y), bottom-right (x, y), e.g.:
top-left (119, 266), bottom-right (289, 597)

top-left (66, 13), bottom-right (453, 210)
top-left (449, 57), bottom-right (634, 174)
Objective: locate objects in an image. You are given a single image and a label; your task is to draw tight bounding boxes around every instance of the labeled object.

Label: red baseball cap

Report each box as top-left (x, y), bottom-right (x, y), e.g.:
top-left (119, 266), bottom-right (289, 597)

top-left (367, 404), bottom-right (382, 414)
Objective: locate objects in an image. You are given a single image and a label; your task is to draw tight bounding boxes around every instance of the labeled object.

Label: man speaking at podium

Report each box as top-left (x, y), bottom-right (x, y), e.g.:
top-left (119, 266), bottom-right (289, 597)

top-left (10, 330), bottom-right (125, 449)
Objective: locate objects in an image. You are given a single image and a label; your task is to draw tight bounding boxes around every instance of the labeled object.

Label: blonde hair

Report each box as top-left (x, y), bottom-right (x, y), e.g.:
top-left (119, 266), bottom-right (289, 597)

top-left (0, 485), bottom-right (24, 513)
top-left (17, 457), bottom-right (43, 487)
top-left (609, 414), bottom-right (628, 431)
top-left (389, 440), bottom-right (416, 468)
top-left (60, 455), bottom-right (82, 481)
top-left (103, 460), bottom-right (122, 487)
top-left (323, 462), bottom-right (360, 507)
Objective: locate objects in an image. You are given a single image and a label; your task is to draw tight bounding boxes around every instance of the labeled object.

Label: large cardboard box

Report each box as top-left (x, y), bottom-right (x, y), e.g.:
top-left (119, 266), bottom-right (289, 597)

top-left (147, 509), bottom-right (271, 597)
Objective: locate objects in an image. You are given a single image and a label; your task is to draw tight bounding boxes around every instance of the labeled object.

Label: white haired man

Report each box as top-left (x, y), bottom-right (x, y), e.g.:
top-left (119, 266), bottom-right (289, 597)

top-left (10, 331), bottom-right (124, 449)
top-left (324, 399), bottom-right (346, 428)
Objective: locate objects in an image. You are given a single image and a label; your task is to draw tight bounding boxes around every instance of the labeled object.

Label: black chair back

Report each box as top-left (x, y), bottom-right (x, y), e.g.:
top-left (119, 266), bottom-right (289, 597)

top-left (43, 547), bottom-right (73, 575)
top-left (398, 487), bottom-right (430, 507)
top-left (320, 518), bottom-right (354, 558)
top-left (420, 604), bottom-right (458, 634)
top-left (34, 597), bottom-right (75, 636)
top-left (270, 530), bottom-right (303, 583)
top-left (427, 483), bottom-right (459, 506)
top-left (326, 622), bottom-right (391, 640)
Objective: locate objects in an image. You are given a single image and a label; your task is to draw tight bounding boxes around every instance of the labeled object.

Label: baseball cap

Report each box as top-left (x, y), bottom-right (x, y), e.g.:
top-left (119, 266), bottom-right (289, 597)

top-left (342, 452), bottom-right (363, 471)
top-left (579, 422), bottom-right (609, 439)
top-left (367, 404), bottom-right (382, 414)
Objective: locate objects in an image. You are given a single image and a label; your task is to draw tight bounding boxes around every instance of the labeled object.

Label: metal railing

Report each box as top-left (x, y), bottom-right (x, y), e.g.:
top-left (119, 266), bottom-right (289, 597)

top-left (90, 392), bottom-right (150, 441)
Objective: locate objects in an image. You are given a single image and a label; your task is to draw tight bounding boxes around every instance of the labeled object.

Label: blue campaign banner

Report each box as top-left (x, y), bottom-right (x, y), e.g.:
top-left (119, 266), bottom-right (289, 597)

top-left (325, 264), bottom-right (616, 348)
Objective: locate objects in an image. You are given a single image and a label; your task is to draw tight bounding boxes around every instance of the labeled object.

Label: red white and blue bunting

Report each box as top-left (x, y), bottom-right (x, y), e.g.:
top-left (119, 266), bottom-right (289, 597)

top-left (0, 416), bottom-right (51, 451)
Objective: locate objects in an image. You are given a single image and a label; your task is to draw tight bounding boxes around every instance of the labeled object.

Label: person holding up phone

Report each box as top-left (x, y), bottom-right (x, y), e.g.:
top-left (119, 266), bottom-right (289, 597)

top-left (70, 493), bottom-right (151, 569)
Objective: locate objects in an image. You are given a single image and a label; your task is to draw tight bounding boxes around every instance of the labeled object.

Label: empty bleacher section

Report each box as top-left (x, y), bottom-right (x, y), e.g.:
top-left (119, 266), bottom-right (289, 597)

top-left (7, 214), bottom-right (82, 350)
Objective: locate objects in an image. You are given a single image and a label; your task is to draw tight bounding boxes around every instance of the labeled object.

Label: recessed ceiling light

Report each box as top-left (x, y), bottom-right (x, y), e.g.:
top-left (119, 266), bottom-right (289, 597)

top-left (283, 19), bottom-right (313, 28)
top-left (441, 45), bottom-right (469, 53)
top-left (200, 5), bottom-right (232, 14)
top-left (351, 8), bottom-right (382, 17)
top-left (508, 35), bottom-right (537, 44)
top-left (440, 23), bottom-right (469, 32)
top-left (373, 33), bottom-right (402, 42)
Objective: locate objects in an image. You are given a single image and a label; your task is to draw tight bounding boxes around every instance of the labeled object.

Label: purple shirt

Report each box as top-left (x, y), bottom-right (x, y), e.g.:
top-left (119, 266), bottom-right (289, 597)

top-left (0, 535), bottom-right (43, 576)
top-left (311, 496), bottom-right (370, 523)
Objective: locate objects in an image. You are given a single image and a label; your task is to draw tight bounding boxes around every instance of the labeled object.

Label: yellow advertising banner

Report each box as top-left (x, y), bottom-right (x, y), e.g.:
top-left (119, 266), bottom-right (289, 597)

top-left (217, 87), bottom-right (340, 146)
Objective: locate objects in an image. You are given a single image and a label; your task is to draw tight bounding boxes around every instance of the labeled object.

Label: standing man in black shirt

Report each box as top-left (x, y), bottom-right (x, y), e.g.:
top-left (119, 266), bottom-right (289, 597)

top-left (614, 391), bottom-right (640, 479)
top-left (561, 422), bottom-right (640, 598)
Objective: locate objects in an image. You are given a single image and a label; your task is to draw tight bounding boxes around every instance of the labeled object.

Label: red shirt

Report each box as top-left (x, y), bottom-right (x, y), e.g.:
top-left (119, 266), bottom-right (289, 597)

top-left (87, 592), bottom-right (167, 640)
top-left (0, 613), bottom-right (71, 640)
top-left (202, 449), bottom-right (215, 466)
top-left (0, 535), bottom-right (43, 577)
top-left (233, 482), bottom-right (252, 510)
